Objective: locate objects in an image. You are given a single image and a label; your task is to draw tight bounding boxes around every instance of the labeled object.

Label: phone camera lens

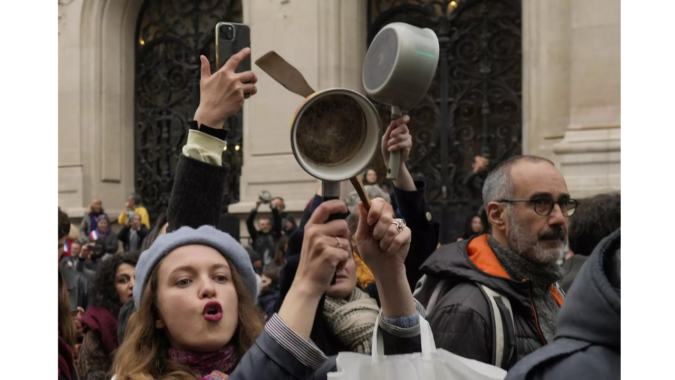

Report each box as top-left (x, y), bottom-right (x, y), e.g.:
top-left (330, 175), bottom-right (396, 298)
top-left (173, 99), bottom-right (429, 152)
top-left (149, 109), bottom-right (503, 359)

top-left (220, 24), bottom-right (234, 40)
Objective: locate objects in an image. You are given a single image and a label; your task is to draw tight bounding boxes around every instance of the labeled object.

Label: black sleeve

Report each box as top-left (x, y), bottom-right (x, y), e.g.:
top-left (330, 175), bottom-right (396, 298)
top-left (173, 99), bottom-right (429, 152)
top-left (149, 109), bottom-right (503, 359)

top-left (117, 225), bottom-right (130, 244)
top-left (79, 275), bottom-right (92, 309)
top-left (271, 206), bottom-right (282, 239)
top-left (381, 328), bottom-right (422, 355)
top-left (246, 208), bottom-right (259, 242)
top-left (138, 225), bottom-right (150, 240)
top-left (104, 233), bottom-right (118, 254)
top-left (166, 155), bottom-right (229, 233)
top-left (430, 303), bottom-right (492, 365)
top-left (393, 180), bottom-right (440, 290)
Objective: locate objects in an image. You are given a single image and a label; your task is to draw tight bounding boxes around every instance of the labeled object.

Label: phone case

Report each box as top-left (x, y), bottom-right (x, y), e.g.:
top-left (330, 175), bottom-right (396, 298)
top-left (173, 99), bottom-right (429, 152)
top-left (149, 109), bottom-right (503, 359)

top-left (215, 22), bottom-right (251, 73)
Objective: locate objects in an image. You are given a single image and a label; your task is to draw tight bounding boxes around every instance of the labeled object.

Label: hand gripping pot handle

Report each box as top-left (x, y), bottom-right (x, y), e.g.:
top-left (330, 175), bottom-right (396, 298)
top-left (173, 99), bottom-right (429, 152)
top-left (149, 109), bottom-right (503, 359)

top-left (372, 316), bottom-right (436, 364)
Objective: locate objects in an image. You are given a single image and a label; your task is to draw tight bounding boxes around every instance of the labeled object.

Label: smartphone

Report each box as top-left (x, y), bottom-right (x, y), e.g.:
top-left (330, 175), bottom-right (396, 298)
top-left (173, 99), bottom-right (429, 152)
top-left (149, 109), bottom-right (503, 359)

top-left (216, 22), bottom-right (251, 97)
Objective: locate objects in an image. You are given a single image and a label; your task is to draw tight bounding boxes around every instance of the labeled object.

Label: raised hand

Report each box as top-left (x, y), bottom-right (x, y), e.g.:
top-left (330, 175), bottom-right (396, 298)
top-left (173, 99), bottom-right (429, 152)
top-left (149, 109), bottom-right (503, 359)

top-left (294, 200), bottom-right (351, 297)
top-left (381, 115), bottom-right (412, 167)
top-left (355, 197), bottom-right (416, 318)
top-left (193, 48), bottom-right (258, 129)
top-left (279, 200), bottom-right (351, 339)
top-left (355, 198), bottom-right (411, 280)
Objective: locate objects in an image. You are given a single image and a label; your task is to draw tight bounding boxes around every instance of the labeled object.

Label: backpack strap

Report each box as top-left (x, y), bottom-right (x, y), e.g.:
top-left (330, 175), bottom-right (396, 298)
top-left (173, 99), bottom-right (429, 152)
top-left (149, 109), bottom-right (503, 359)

top-left (426, 278), bottom-right (450, 316)
top-left (477, 283), bottom-right (516, 369)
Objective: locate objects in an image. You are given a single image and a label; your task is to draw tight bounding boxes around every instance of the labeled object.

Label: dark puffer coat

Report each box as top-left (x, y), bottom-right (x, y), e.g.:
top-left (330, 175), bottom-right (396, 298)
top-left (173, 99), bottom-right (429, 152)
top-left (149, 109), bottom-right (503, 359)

top-left (414, 234), bottom-right (564, 369)
top-left (505, 228), bottom-right (620, 380)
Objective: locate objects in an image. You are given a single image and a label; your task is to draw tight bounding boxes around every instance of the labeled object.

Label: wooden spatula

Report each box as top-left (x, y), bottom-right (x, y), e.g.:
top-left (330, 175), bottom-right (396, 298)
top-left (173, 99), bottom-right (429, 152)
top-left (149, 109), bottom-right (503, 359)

top-left (255, 51), bottom-right (315, 98)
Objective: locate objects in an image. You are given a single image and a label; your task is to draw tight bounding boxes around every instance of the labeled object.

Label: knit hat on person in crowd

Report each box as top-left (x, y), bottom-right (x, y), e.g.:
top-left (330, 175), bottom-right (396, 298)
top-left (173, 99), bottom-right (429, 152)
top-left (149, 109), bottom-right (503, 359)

top-left (133, 225), bottom-right (258, 310)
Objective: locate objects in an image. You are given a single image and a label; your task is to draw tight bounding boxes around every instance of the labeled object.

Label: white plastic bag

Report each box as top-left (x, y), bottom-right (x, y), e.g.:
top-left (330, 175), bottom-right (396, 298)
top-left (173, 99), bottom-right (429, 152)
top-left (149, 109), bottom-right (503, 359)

top-left (327, 316), bottom-right (506, 380)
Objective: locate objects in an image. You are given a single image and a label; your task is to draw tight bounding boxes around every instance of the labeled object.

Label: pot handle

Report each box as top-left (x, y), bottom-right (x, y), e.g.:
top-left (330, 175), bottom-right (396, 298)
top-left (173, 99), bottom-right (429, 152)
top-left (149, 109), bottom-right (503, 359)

top-left (387, 106), bottom-right (403, 180)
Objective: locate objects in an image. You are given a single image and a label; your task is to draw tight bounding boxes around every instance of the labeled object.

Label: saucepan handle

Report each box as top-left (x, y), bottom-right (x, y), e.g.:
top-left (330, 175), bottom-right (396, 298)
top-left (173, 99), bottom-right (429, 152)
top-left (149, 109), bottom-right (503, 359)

top-left (387, 106), bottom-right (403, 180)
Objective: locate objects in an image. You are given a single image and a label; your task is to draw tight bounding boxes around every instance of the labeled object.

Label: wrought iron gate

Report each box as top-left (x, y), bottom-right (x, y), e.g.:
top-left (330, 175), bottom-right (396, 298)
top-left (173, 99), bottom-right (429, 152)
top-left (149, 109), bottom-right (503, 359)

top-left (134, 0), bottom-right (243, 222)
top-left (367, 0), bottom-right (522, 244)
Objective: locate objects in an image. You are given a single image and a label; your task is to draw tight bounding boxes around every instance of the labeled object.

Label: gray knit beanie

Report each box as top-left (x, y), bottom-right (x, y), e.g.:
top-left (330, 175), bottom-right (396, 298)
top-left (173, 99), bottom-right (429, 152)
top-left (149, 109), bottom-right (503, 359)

top-left (133, 225), bottom-right (258, 310)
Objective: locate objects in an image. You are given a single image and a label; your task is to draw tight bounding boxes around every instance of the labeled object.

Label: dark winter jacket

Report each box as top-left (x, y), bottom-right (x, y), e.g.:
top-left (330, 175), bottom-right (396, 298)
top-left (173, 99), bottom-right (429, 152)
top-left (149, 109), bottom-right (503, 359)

top-left (246, 207), bottom-right (280, 265)
top-left (560, 254), bottom-right (588, 293)
top-left (505, 228), bottom-right (620, 380)
top-left (61, 266), bottom-right (91, 312)
top-left (257, 290), bottom-right (280, 319)
top-left (414, 234), bottom-right (564, 369)
top-left (117, 224), bottom-right (150, 252)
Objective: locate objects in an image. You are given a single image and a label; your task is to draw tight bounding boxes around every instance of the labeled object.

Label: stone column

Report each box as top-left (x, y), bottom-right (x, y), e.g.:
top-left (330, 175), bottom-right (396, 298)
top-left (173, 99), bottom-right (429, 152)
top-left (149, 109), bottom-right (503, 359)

top-left (552, 0), bottom-right (621, 198)
top-left (231, 0), bottom-right (368, 242)
top-left (522, 0), bottom-right (620, 198)
top-left (58, 0), bottom-right (145, 221)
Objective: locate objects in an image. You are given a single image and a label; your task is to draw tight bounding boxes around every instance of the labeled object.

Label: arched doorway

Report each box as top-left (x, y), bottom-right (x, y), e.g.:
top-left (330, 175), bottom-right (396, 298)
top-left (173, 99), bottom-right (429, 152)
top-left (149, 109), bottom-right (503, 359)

top-left (367, 0), bottom-right (522, 243)
top-left (134, 0), bottom-right (243, 221)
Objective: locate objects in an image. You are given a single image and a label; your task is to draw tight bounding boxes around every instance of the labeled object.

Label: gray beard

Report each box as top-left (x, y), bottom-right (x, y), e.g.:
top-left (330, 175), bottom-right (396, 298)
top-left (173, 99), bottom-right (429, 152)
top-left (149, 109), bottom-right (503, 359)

top-left (507, 212), bottom-right (566, 266)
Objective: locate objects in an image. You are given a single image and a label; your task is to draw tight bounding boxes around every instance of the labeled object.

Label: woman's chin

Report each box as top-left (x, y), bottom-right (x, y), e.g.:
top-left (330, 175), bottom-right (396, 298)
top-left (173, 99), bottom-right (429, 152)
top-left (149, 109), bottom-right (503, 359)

top-left (326, 283), bottom-right (353, 299)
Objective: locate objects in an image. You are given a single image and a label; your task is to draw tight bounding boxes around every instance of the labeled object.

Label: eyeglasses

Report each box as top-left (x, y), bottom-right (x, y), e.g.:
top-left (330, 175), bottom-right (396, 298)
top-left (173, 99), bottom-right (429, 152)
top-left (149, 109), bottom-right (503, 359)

top-left (497, 197), bottom-right (579, 217)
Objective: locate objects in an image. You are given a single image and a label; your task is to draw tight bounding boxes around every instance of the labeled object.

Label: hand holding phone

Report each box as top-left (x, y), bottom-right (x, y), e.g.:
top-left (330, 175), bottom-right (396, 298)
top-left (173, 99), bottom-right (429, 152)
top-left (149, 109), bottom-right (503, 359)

top-left (193, 49), bottom-right (257, 129)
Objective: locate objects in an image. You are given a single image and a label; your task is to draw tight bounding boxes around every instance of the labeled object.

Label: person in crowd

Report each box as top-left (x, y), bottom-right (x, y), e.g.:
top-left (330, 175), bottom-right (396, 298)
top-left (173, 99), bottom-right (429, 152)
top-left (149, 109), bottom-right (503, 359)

top-left (83, 215), bottom-right (119, 269)
top-left (246, 211), bottom-right (277, 266)
top-left (270, 196), bottom-right (298, 236)
top-left (116, 213), bottom-right (168, 347)
top-left (117, 212), bottom-right (150, 252)
top-left (268, 235), bottom-right (288, 269)
top-left (414, 155), bottom-right (574, 370)
top-left (457, 214), bottom-right (484, 241)
top-left (244, 246), bottom-right (263, 275)
top-left (77, 252), bottom-right (138, 380)
top-left (62, 223), bottom-right (80, 259)
top-left (460, 155), bottom-right (490, 230)
top-left (561, 192), bottom-right (620, 292)
top-left (59, 269), bottom-right (79, 380)
top-left (506, 228), bottom-right (620, 380)
top-left (80, 199), bottom-right (107, 242)
top-left (60, 208), bottom-right (92, 314)
top-left (257, 266), bottom-right (280, 319)
top-left (61, 240), bottom-right (82, 271)
top-left (60, 207), bottom-right (81, 380)
top-left (140, 213), bottom-right (168, 252)
top-left (362, 168), bottom-right (379, 187)
top-left (117, 193), bottom-right (150, 229)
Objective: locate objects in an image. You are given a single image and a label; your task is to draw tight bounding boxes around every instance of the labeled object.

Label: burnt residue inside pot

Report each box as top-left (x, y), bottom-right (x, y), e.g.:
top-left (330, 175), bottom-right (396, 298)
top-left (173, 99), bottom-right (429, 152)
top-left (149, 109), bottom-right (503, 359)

top-left (295, 94), bottom-right (367, 167)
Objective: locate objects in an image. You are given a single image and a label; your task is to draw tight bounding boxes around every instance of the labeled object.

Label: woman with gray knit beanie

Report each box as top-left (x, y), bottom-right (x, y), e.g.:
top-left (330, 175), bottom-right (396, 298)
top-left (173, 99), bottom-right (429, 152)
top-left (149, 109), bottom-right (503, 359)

top-left (110, 195), bottom-right (424, 380)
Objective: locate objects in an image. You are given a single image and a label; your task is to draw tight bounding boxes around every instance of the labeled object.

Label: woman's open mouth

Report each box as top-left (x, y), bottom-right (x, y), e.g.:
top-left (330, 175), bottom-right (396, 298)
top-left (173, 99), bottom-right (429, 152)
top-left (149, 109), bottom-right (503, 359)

top-left (202, 301), bottom-right (223, 322)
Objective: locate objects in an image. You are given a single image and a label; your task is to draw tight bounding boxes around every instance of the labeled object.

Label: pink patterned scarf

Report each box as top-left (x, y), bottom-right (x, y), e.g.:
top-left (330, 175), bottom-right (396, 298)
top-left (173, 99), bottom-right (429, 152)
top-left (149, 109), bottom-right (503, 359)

top-left (168, 345), bottom-right (238, 379)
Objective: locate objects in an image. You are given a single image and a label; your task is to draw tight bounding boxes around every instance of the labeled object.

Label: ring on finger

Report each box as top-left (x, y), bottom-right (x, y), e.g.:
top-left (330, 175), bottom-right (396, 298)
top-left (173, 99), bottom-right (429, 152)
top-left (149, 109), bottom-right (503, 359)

top-left (335, 236), bottom-right (343, 249)
top-left (391, 218), bottom-right (406, 233)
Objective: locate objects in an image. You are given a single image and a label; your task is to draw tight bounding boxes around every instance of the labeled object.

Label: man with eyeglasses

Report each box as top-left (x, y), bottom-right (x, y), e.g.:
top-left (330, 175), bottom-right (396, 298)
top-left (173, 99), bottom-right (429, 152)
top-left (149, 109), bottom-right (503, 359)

top-left (414, 155), bottom-right (576, 370)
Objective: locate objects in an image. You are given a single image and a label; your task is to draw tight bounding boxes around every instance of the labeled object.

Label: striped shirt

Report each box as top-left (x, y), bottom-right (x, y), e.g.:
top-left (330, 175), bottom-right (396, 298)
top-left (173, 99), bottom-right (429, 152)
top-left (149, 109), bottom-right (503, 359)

top-left (264, 300), bottom-right (427, 370)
